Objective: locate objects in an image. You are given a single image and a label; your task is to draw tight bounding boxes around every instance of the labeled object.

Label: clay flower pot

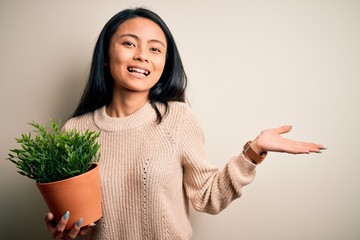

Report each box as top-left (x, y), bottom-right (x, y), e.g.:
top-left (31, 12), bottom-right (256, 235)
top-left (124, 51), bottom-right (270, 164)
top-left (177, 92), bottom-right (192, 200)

top-left (36, 163), bottom-right (102, 230)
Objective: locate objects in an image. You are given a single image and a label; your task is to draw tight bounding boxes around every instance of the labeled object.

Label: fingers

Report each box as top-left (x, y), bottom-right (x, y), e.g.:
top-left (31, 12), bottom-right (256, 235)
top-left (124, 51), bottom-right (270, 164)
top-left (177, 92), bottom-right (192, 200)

top-left (53, 211), bottom-right (70, 239)
top-left (66, 219), bottom-right (96, 239)
top-left (44, 212), bottom-right (54, 222)
top-left (79, 222), bottom-right (96, 236)
top-left (307, 143), bottom-right (326, 153)
top-left (66, 218), bottom-right (83, 239)
top-left (44, 212), bottom-right (56, 232)
top-left (276, 125), bottom-right (292, 134)
top-left (44, 211), bottom-right (90, 240)
top-left (295, 141), bottom-right (325, 154)
top-left (282, 140), bottom-right (325, 154)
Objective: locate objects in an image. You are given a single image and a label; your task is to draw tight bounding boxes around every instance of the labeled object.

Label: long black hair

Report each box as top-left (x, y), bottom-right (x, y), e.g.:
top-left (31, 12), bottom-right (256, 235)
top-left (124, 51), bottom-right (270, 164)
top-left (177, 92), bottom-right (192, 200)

top-left (72, 8), bottom-right (187, 123)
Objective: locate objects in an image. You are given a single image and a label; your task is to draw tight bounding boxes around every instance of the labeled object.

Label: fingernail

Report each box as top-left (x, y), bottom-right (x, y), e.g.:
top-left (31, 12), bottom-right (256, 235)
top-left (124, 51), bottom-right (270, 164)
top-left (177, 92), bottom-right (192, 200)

top-left (90, 223), bottom-right (97, 228)
top-left (320, 147), bottom-right (327, 150)
top-left (77, 218), bottom-right (83, 227)
top-left (63, 211), bottom-right (70, 220)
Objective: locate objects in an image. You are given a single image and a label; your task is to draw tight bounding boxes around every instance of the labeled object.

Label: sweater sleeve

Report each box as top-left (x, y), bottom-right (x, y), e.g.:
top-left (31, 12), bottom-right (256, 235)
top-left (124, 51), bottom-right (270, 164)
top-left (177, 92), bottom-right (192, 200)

top-left (181, 106), bottom-right (257, 215)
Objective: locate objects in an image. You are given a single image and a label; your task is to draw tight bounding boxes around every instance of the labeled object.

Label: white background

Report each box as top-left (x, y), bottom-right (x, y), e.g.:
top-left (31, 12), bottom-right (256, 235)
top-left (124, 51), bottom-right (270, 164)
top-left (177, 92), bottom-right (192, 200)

top-left (1, 0), bottom-right (359, 239)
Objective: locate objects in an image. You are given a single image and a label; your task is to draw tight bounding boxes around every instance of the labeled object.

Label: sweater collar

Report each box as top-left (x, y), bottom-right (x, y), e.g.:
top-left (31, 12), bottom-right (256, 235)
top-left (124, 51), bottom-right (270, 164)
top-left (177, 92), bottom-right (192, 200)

top-left (94, 102), bottom-right (155, 132)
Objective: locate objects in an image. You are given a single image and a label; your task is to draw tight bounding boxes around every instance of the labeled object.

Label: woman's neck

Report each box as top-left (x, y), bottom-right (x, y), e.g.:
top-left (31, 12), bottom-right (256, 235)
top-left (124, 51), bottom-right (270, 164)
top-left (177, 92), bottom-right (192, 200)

top-left (106, 92), bottom-right (149, 118)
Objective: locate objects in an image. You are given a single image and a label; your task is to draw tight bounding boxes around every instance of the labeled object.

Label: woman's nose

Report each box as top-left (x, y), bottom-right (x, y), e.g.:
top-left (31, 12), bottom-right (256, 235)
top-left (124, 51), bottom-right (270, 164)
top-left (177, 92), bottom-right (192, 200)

top-left (133, 47), bottom-right (148, 62)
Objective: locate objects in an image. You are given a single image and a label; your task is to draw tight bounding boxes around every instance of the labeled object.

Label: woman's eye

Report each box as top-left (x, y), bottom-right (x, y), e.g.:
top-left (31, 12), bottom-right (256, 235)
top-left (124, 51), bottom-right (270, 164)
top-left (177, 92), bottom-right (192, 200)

top-left (123, 41), bottom-right (135, 47)
top-left (150, 47), bottom-right (161, 53)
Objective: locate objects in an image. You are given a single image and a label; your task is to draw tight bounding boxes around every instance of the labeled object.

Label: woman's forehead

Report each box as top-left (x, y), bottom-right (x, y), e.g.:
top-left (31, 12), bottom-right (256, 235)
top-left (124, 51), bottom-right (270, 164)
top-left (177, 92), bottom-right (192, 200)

top-left (114, 17), bottom-right (166, 44)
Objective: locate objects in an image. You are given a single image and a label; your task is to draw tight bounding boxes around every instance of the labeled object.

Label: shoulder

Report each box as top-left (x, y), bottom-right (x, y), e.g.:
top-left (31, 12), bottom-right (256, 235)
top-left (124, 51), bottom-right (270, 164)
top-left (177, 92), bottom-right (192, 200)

top-left (62, 112), bottom-right (94, 132)
top-left (164, 101), bottom-right (203, 133)
top-left (167, 101), bottom-right (195, 117)
top-left (160, 101), bottom-right (198, 123)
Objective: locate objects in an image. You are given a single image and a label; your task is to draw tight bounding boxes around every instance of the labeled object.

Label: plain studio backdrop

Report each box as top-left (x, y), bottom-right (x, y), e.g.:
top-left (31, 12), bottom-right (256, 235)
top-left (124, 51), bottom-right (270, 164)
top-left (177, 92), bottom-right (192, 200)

top-left (1, 0), bottom-right (359, 239)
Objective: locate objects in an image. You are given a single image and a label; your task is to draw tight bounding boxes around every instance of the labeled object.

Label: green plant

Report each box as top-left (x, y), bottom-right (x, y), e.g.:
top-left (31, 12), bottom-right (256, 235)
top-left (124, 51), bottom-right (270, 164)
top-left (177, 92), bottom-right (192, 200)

top-left (7, 120), bottom-right (100, 183)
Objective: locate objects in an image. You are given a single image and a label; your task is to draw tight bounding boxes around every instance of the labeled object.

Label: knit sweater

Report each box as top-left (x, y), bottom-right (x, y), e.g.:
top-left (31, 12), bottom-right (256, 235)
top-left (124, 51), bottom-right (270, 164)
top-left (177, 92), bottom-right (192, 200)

top-left (63, 101), bottom-right (257, 240)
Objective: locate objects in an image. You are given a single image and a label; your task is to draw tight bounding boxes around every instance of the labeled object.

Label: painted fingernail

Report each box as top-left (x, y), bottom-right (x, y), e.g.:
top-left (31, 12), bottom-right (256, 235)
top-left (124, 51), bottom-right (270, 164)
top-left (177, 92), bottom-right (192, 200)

top-left (77, 218), bottom-right (83, 227)
top-left (63, 211), bottom-right (70, 220)
top-left (320, 147), bottom-right (327, 150)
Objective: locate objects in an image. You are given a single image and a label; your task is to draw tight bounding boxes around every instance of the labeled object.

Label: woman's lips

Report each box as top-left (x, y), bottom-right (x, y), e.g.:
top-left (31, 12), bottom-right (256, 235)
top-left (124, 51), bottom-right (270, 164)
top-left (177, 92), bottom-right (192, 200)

top-left (127, 67), bottom-right (150, 76)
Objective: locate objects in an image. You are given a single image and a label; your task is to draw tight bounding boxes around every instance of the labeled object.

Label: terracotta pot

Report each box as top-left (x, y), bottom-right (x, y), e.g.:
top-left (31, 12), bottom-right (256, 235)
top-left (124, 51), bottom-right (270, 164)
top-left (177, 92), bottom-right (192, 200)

top-left (36, 163), bottom-right (102, 230)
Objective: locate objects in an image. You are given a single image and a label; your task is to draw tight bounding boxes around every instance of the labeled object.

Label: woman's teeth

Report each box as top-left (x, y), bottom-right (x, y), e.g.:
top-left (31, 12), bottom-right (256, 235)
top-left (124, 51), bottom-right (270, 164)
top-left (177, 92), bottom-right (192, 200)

top-left (128, 67), bottom-right (150, 76)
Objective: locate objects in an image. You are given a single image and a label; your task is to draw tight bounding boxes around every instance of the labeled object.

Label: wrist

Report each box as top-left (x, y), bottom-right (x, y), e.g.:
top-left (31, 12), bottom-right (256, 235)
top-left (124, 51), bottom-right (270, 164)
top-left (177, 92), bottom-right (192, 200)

top-left (243, 140), bottom-right (267, 165)
top-left (250, 139), bottom-right (263, 155)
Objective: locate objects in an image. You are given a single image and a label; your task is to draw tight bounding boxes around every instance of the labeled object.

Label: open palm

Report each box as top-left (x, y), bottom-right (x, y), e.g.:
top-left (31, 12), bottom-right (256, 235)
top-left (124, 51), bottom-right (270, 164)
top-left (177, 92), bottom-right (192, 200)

top-left (253, 125), bottom-right (325, 154)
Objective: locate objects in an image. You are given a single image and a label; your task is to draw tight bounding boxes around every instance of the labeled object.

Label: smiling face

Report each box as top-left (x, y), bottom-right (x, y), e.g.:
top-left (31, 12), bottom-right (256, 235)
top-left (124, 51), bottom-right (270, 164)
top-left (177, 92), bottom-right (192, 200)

top-left (108, 17), bottom-right (167, 100)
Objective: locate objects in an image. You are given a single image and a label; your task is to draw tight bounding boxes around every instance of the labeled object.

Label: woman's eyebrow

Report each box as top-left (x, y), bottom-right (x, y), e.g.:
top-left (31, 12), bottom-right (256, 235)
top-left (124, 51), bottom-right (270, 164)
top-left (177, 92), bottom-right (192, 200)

top-left (118, 33), bottom-right (166, 47)
top-left (149, 39), bottom-right (166, 47)
top-left (118, 33), bottom-right (139, 40)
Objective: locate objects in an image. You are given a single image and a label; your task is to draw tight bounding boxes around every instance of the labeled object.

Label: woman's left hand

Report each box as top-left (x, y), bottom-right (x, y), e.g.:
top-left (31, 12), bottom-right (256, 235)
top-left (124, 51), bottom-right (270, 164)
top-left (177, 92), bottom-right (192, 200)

top-left (251, 125), bottom-right (325, 155)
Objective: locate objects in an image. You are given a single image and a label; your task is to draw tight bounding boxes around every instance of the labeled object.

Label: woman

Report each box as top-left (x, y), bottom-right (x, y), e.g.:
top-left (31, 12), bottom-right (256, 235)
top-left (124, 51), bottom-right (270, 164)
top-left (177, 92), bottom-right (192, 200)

top-left (44, 7), bottom-right (324, 240)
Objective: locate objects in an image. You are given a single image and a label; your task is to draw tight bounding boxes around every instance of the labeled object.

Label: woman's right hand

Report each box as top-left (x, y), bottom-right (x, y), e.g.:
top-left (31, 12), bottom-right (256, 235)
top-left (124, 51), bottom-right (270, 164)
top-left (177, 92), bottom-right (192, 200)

top-left (44, 211), bottom-right (94, 239)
